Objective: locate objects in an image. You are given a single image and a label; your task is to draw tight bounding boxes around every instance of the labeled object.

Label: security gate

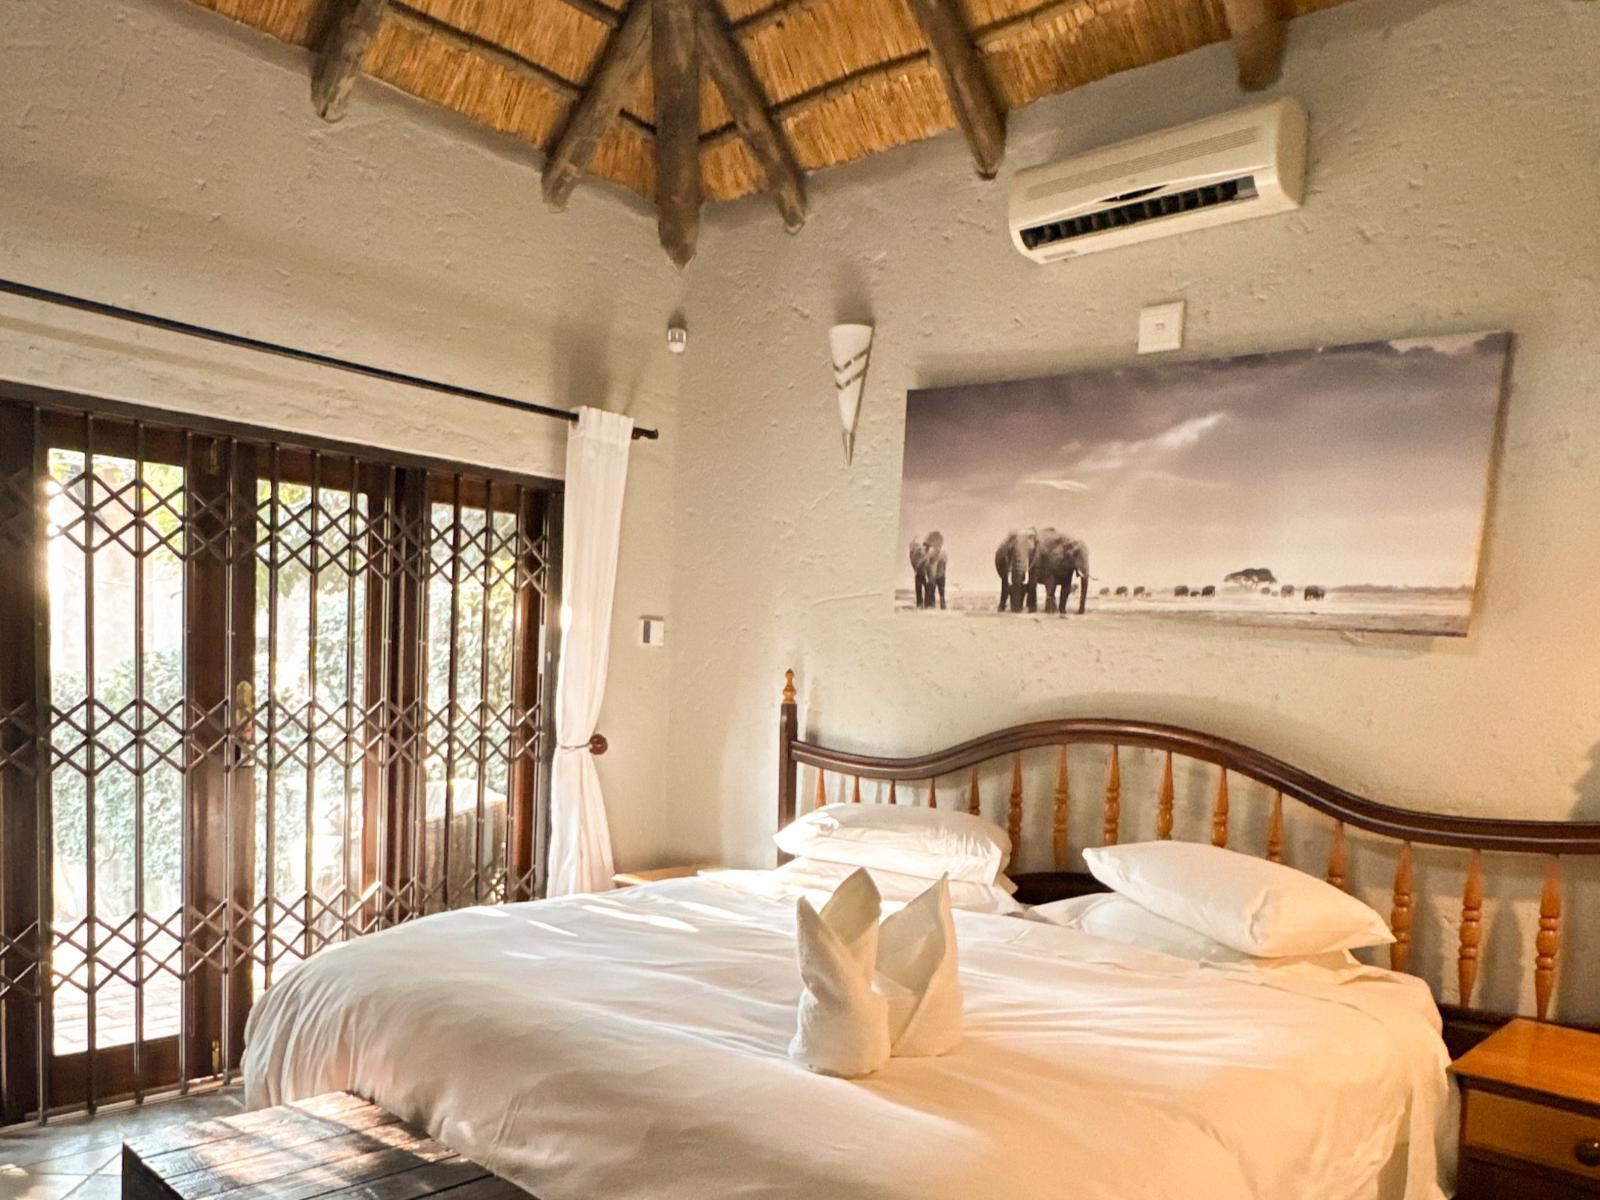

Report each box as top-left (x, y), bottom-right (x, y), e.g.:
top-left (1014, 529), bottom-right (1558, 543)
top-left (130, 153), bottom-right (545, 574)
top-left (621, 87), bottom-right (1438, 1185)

top-left (0, 385), bottom-right (559, 1122)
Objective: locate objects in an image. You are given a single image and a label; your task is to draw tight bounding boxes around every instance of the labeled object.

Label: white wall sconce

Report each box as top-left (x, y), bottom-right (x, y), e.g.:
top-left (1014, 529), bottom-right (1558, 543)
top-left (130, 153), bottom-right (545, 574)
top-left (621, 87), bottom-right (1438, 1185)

top-left (829, 323), bottom-right (873, 465)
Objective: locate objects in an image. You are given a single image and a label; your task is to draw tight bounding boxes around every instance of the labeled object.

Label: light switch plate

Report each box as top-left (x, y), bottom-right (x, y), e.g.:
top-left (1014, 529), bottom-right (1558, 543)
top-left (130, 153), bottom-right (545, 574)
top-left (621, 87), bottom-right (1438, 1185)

top-left (1137, 301), bottom-right (1185, 355)
top-left (640, 616), bottom-right (666, 647)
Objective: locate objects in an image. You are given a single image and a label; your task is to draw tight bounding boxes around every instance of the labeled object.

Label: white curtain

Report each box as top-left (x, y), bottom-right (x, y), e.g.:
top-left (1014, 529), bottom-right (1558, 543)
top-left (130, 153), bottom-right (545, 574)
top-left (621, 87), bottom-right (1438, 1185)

top-left (546, 406), bottom-right (634, 896)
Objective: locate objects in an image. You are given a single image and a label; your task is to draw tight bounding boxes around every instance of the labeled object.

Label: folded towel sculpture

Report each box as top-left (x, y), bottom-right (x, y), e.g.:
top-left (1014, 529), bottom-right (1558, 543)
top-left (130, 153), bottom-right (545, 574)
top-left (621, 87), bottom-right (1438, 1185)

top-left (789, 869), bottom-right (961, 1078)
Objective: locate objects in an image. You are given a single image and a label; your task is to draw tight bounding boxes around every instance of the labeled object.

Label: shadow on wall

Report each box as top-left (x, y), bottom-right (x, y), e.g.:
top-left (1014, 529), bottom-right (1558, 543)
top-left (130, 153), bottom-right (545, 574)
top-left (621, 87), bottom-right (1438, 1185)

top-left (835, 260), bottom-right (873, 327)
top-left (1575, 741), bottom-right (1600, 820)
top-left (549, 311), bottom-right (655, 424)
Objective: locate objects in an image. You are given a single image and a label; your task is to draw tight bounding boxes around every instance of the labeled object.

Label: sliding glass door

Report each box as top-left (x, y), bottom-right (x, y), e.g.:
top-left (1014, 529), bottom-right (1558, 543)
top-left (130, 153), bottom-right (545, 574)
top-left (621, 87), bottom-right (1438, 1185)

top-left (0, 386), bottom-right (559, 1123)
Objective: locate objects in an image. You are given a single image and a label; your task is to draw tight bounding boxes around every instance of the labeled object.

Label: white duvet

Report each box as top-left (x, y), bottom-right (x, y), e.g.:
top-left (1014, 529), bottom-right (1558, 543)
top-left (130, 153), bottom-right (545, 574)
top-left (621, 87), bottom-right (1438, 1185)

top-left (243, 875), bottom-right (1453, 1200)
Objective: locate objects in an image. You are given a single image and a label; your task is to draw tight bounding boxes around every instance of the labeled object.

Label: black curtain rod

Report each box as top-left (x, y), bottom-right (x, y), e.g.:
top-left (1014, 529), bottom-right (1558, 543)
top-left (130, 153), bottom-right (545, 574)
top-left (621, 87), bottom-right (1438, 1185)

top-left (0, 277), bottom-right (660, 441)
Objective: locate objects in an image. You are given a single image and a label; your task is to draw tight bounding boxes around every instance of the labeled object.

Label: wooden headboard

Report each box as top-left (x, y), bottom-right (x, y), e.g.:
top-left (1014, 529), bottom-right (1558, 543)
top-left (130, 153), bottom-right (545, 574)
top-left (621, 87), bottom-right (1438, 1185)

top-left (776, 670), bottom-right (1600, 1053)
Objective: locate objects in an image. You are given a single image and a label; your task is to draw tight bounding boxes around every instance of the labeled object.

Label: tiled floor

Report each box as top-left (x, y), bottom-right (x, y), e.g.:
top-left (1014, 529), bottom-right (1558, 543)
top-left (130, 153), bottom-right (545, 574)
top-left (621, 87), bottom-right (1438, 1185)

top-left (0, 1089), bottom-right (242, 1199)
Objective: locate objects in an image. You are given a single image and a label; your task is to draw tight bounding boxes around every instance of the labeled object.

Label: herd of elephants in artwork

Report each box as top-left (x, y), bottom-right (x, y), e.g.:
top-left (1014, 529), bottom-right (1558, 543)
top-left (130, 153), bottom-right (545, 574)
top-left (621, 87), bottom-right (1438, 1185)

top-left (906, 531), bottom-right (1328, 614)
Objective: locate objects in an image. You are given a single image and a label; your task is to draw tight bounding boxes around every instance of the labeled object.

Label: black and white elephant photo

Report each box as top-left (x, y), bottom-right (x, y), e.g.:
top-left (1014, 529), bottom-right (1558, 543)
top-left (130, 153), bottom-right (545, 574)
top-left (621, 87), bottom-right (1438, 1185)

top-left (900, 331), bottom-right (1507, 636)
top-left (909, 532), bottom-right (948, 609)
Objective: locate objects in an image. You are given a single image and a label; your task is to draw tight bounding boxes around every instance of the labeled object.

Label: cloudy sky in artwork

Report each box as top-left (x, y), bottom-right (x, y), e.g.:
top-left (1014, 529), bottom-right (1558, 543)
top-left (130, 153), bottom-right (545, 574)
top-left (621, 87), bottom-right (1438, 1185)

top-left (897, 332), bottom-right (1509, 594)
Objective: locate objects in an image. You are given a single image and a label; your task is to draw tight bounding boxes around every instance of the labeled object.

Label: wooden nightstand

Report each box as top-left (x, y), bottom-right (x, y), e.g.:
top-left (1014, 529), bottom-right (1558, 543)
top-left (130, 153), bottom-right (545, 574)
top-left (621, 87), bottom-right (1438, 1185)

top-left (611, 865), bottom-right (716, 888)
top-left (1452, 1019), bottom-right (1600, 1198)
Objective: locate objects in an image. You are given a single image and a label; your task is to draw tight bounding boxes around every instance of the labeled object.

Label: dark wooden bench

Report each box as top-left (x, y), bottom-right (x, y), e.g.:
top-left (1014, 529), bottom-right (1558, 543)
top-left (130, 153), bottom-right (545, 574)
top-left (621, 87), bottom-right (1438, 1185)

top-left (122, 1091), bottom-right (533, 1200)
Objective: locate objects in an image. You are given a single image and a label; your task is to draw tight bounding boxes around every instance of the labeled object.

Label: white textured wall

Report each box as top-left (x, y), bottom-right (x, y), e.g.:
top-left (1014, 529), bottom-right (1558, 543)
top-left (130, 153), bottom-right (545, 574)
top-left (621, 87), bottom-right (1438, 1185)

top-left (669, 0), bottom-right (1600, 1018)
top-left (0, 0), bottom-right (684, 867)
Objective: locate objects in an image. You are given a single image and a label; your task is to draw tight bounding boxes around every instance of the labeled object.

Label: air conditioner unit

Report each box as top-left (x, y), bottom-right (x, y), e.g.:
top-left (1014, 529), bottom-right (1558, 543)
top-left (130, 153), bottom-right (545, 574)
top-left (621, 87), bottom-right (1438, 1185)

top-left (1008, 98), bottom-right (1308, 263)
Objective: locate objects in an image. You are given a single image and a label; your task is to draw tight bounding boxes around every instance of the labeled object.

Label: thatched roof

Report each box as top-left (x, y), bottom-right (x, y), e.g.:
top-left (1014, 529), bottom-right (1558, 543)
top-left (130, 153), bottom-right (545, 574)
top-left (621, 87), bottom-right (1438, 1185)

top-left (184, 0), bottom-right (1355, 262)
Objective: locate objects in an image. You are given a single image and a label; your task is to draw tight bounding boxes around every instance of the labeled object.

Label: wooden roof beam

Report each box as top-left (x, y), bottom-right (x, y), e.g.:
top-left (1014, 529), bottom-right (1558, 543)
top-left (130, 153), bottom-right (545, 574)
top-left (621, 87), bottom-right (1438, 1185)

top-left (903, 0), bottom-right (1006, 178)
top-left (654, 0), bottom-right (701, 266)
top-left (388, 4), bottom-right (657, 140)
top-left (554, 0), bottom-right (624, 30)
top-left (312, 0), bottom-right (390, 122)
top-left (542, 0), bottom-right (654, 211)
top-left (1220, 0), bottom-right (1285, 91)
top-left (697, 2), bottom-right (806, 232)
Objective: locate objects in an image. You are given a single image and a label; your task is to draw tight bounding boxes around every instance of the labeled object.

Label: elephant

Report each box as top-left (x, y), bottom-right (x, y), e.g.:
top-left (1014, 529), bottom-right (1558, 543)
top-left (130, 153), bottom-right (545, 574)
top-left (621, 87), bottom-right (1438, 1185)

top-left (1281, 585), bottom-right (1296, 598)
top-left (1114, 586), bottom-right (1128, 597)
top-left (1304, 585), bottom-right (1327, 601)
top-left (1174, 585), bottom-right (1190, 597)
top-left (1200, 585), bottom-right (1216, 598)
top-left (1099, 586), bottom-right (1111, 596)
top-left (1133, 586), bottom-right (1146, 597)
top-left (1031, 527), bottom-right (1089, 615)
top-left (994, 528), bottom-right (1039, 612)
top-left (909, 532), bottom-right (948, 609)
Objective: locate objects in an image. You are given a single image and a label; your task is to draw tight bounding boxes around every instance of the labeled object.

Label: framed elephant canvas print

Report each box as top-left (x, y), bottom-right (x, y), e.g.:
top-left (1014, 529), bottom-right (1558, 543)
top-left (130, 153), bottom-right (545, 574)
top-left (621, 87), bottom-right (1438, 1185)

top-left (897, 330), bottom-right (1510, 637)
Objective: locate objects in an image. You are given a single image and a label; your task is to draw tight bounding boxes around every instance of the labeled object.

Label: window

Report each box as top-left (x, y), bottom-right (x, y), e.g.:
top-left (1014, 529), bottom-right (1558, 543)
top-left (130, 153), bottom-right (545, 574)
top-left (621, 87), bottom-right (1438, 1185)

top-left (0, 386), bottom-right (561, 1122)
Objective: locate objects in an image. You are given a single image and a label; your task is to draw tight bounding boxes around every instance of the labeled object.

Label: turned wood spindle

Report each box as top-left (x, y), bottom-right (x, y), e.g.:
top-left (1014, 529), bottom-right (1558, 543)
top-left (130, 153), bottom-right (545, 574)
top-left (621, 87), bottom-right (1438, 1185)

top-left (1156, 752), bottom-right (1174, 840)
top-left (1326, 821), bottom-right (1347, 890)
top-left (1008, 755), bottom-right (1024, 856)
top-left (815, 769), bottom-right (827, 811)
top-left (1266, 792), bottom-right (1284, 864)
top-left (1052, 746), bottom-right (1070, 869)
top-left (1458, 850), bottom-right (1483, 1008)
top-left (851, 776), bottom-right (861, 804)
top-left (968, 768), bottom-right (980, 817)
top-left (1390, 843), bottom-right (1414, 973)
top-left (1211, 768), bottom-right (1230, 849)
top-left (1103, 746), bottom-right (1121, 847)
top-left (1535, 856), bottom-right (1561, 1021)
top-left (888, 778), bottom-right (898, 806)
top-left (927, 778), bottom-right (937, 808)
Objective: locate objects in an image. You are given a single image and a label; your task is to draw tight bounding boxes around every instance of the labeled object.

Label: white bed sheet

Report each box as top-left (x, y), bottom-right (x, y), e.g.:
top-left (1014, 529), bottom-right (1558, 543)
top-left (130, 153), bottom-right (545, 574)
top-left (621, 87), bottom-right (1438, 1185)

top-left (242, 874), bottom-right (1453, 1200)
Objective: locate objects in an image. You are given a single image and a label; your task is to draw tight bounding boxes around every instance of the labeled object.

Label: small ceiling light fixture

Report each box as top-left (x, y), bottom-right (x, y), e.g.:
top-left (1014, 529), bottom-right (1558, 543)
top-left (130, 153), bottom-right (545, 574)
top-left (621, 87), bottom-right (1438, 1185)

top-left (666, 321), bottom-right (688, 354)
top-left (829, 323), bottom-right (873, 465)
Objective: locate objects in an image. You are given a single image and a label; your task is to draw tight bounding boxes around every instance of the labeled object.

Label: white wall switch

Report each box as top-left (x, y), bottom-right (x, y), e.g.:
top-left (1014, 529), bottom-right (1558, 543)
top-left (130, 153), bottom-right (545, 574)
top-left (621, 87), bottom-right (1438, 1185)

top-left (640, 616), bottom-right (666, 646)
top-left (1137, 301), bottom-right (1185, 354)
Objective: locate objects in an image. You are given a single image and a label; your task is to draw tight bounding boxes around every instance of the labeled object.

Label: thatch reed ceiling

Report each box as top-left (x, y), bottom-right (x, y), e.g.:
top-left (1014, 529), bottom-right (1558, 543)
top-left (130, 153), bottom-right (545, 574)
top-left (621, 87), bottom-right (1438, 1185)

top-left (184, 0), bottom-right (1356, 262)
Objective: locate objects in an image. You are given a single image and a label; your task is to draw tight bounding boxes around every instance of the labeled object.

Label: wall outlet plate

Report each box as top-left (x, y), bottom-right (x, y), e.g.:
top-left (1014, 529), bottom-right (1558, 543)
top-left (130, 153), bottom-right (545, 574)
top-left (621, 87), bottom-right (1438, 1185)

top-left (1137, 301), bottom-right (1185, 354)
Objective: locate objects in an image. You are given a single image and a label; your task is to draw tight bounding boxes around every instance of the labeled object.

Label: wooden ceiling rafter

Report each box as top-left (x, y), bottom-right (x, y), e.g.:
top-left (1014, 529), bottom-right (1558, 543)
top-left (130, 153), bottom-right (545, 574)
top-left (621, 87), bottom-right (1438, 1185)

top-left (972, 0), bottom-right (1099, 48)
top-left (1219, 0), bottom-right (1286, 90)
top-left (695, 0), bottom-right (1102, 152)
top-left (541, 0), bottom-right (656, 211)
top-left (697, 1), bottom-right (806, 231)
top-left (653, 0), bottom-right (702, 265)
top-left (553, 0), bottom-right (626, 30)
top-left (393, 3), bottom-right (663, 139)
top-left (198, 0), bottom-right (1347, 262)
top-left (903, 0), bottom-right (1007, 177)
top-left (312, 0), bottom-right (390, 121)
top-left (698, 50), bottom-right (928, 152)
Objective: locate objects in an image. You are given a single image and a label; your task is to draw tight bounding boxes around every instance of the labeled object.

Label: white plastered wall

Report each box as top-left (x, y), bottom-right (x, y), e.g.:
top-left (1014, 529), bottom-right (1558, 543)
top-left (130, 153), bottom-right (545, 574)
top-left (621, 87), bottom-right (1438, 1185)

top-left (667, 0), bottom-right (1600, 1018)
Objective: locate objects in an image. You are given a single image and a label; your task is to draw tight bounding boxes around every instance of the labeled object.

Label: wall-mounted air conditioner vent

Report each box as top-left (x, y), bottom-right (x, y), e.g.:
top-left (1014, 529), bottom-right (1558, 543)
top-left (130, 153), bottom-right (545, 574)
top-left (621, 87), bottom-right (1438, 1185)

top-left (1009, 99), bottom-right (1307, 263)
top-left (1020, 175), bottom-right (1259, 252)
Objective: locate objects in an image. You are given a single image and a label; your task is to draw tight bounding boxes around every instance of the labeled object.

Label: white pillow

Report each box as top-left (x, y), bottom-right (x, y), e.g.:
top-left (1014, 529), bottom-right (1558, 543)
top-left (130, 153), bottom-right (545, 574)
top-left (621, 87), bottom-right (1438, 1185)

top-left (776, 858), bottom-right (1022, 915)
top-left (1081, 841), bottom-right (1394, 958)
top-left (1029, 893), bottom-right (1252, 962)
top-left (1028, 892), bottom-right (1362, 974)
top-left (775, 803), bottom-right (1011, 884)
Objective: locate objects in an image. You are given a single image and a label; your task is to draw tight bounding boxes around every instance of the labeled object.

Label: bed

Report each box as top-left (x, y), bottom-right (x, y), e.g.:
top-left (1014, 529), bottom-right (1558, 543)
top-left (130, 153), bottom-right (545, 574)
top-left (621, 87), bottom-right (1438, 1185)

top-left (243, 670), bottom-right (1600, 1200)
